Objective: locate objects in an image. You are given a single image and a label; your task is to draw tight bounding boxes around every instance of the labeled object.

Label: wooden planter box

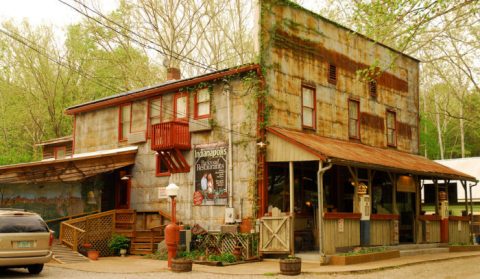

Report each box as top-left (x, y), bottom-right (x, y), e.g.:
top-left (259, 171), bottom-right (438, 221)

top-left (171, 259), bottom-right (193, 272)
top-left (449, 245), bottom-right (480, 252)
top-left (329, 250), bottom-right (400, 265)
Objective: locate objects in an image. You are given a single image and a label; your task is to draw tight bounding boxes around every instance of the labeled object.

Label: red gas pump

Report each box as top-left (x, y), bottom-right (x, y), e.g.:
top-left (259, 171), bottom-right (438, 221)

top-left (165, 183), bottom-right (180, 268)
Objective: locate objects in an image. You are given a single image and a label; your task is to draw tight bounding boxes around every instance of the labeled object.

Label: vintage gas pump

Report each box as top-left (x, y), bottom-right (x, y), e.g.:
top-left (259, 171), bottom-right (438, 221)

top-left (439, 191), bottom-right (449, 243)
top-left (165, 183), bottom-right (180, 269)
top-left (358, 183), bottom-right (371, 246)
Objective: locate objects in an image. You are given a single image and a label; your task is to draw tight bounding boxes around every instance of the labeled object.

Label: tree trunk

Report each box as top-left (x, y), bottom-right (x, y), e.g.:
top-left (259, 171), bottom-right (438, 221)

top-left (434, 93), bottom-right (444, 159)
top-left (460, 105), bottom-right (465, 158)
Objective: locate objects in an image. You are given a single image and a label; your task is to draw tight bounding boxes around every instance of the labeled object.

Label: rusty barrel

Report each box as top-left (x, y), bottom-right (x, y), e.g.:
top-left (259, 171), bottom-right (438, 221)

top-left (279, 258), bottom-right (301, 276)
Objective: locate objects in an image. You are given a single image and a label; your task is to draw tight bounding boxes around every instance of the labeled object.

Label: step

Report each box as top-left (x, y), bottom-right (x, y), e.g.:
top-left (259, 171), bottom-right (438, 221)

top-left (399, 247), bottom-right (450, 257)
top-left (52, 244), bottom-right (89, 264)
top-left (387, 243), bottom-right (446, 251)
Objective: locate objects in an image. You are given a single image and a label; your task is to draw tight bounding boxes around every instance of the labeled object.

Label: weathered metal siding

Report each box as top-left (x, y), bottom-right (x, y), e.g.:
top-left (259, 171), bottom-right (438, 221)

top-left (261, 0), bottom-right (420, 154)
top-left (74, 78), bottom-right (259, 229)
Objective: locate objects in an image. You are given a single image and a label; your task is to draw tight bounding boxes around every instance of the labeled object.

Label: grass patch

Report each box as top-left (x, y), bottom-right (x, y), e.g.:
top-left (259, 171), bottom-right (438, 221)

top-left (338, 246), bottom-right (387, 256)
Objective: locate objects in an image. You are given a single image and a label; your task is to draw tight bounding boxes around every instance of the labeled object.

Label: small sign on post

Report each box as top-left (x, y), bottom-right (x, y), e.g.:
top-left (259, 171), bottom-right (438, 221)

top-left (158, 187), bottom-right (168, 200)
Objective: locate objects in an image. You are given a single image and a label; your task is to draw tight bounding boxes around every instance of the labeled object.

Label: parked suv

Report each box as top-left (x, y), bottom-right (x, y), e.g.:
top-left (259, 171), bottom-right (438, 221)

top-left (0, 209), bottom-right (53, 274)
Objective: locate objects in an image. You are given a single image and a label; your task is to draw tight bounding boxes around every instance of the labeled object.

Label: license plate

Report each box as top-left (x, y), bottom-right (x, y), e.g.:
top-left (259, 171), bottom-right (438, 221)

top-left (16, 241), bottom-right (33, 248)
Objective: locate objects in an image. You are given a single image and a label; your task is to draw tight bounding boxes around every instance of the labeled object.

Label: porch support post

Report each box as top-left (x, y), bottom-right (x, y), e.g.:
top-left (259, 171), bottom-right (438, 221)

top-left (461, 180), bottom-right (468, 214)
top-left (414, 175), bottom-right (421, 243)
top-left (434, 179), bottom-right (439, 214)
top-left (387, 172), bottom-right (398, 214)
top-left (317, 160), bottom-right (332, 263)
top-left (289, 161), bottom-right (294, 256)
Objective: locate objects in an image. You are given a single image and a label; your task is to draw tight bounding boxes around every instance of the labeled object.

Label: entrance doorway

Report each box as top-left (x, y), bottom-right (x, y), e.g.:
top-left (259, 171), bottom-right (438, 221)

top-left (397, 192), bottom-right (416, 243)
top-left (267, 162), bottom-right (319, 252)
top-left (115, 170), bottom-right (131, 209)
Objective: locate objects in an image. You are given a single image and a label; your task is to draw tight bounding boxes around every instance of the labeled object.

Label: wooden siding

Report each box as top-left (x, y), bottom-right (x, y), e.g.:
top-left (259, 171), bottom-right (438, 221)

top-left (449, 220), bottom-right (470, 244)
top-left (323, 219), bottom-right (360, 254)
top-left (370, 219), bottom-right (395, 246)
top-left (417, 220), bottom-right (441, 243)
top-left (265, 133), bottom-right (319, 162)
top-left (43, 143), bottom-right (73, 160)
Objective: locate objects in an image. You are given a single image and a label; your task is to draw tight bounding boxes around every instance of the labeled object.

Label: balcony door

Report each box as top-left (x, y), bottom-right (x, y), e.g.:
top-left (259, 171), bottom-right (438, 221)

top-left (115, 170), bottom-right (131, 209)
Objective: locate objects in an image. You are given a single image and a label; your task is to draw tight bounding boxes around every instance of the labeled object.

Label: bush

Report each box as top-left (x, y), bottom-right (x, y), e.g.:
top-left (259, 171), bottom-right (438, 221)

top-left (108, 234), bottom-right (130, 255)
top-left (208, 252), bottom-right (236, 263)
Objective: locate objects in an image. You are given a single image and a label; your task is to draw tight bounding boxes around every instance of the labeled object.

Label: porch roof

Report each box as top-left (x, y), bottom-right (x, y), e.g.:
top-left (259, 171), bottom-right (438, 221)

top-left (266, 127), bottom-right (476, 181)
top-left (0, 146), bottom-right (137, 184)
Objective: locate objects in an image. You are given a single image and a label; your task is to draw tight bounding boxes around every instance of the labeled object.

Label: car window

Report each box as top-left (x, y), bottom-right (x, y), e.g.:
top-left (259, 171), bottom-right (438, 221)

top-left (0, 215), bottom-right (49, 233)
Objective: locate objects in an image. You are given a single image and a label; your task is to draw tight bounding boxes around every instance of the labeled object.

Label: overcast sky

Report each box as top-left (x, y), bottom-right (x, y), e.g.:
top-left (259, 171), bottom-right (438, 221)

top-left (0, 0), bottom-right (118, 27)
top-left (0, 0), bottom-right (324, 28)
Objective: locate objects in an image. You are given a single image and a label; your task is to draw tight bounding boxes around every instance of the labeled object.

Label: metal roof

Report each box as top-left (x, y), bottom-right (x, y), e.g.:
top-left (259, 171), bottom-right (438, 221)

top-left (267, 127), bottom-right (475, 181)
top-left (66, 64), bottom-right (260, 114)
top-left (0, 146), bottom-right (137, 184)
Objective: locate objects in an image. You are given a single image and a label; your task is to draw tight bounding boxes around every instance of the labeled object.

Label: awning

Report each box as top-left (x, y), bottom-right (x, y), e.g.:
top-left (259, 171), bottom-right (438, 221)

top-left (0, 146), bottom-right (137, 184)
top-left (267, 127), bottom-right (475, 181)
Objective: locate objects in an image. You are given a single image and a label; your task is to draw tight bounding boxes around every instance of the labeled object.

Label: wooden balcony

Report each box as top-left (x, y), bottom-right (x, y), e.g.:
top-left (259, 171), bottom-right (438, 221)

top-left (151, 121), bottom-right (191, 151)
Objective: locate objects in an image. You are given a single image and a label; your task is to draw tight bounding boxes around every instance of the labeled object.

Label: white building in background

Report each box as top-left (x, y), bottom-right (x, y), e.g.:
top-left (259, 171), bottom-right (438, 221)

top-left (436, 158), bottom-right (480, 202)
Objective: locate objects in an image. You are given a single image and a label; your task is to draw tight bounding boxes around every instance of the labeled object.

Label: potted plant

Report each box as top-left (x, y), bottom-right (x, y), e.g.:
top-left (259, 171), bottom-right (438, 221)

top-left (279, 255), bottom-right (301, 276)
top-left (171, 253), bottom-right (193, 272)
top-left (87, 249), bottom-right (100, 261)
top-left (108, 234), bottom-right (130, 257)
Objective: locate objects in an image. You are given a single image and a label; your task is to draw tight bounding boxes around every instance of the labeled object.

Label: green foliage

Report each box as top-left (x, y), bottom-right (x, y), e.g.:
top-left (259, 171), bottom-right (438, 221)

top-left (177, 250), bottom-right (204, 260)
top-left (207, 252), bottom-right (236, 263)
top-left (108, 234), bottom-right (130, 254)
top-left (144, 250), bottom-right (168, 260)
top-left (338, 246), bottom-right (387, 256)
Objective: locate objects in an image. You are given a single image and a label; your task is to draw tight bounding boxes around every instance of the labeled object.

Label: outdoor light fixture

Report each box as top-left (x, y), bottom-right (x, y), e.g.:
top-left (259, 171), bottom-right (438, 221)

top-left (121, 175), bottom-right (132, 181)
top-left (86, 190), bottom-right (97, 205)
top-left (166, 183), bottom-right (179, 197)
top-left (257, 141), bottom-right (267, 149)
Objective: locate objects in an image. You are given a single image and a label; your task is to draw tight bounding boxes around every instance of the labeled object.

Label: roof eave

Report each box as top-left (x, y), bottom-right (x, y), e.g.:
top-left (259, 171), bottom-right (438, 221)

top-left (65, 64), bottom-right (260, 115)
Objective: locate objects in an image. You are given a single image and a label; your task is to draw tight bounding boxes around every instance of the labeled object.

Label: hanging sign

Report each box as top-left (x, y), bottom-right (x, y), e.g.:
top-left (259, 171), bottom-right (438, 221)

top-left (397, 175), bottom-right (416, 192)
top-left (193, 143), bottom-right (228, 206)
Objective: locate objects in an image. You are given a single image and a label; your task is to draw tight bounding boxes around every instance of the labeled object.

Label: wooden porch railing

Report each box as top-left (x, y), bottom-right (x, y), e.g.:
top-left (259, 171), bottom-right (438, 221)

top-left (151, 121), bottom-right (191, 151)
top-left (59, 209), bottom-right (172, 256)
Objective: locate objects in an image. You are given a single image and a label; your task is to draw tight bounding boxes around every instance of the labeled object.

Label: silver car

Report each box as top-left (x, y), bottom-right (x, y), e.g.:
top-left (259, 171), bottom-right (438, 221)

top-left (0, 209), bottom-right (53, 274)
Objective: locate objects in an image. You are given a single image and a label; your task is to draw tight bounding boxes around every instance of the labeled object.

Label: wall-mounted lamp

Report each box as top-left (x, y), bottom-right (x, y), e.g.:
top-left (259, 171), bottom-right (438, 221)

top-left (121, 175), bottom-right (132, 181)
top-left (257, 141), bottom-right (267, 149)
top-left (87, 190), bottom-right (97, 205)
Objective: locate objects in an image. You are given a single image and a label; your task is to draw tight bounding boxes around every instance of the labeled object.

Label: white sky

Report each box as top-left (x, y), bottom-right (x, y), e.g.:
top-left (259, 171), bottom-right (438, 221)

top-left (0, 0), bottom-right (118, 27)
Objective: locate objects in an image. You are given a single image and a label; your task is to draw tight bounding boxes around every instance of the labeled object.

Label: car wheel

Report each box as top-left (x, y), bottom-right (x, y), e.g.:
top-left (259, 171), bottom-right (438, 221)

top-left (27, 264), bottom-right (44, 274)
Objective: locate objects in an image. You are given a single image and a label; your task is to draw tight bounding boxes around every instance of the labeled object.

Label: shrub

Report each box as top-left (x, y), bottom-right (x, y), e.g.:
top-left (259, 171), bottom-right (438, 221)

top-left (108, 234), bottom-right (130, 255)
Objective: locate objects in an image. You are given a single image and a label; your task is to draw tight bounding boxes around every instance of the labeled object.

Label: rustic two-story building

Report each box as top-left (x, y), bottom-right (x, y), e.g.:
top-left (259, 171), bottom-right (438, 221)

top-left (0, 0), bottom-right (476, 259)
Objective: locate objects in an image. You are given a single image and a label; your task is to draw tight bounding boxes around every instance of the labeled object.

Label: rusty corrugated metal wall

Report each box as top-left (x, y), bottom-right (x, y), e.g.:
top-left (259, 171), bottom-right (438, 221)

top-left (260, 0), bottom-right (420, 154)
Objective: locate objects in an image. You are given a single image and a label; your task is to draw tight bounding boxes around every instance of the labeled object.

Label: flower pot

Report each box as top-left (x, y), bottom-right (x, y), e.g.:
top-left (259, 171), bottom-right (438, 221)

top-left (87, 250), bottom-right (100, 261)
top-left (171, 259), bottom-right (193, 272)
top-left (279, 257), bottom-right (301, 276)
top-left (233, 246), bottom-right (243, 261)
top-left (120, 248), bottom-right (127, 257)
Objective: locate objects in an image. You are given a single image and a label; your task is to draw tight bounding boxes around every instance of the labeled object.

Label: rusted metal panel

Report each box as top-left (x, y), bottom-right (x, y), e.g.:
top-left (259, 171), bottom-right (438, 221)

top-left (267, 126), bottom-right (475, 181)
top-left (261, 0), bottom-right (420, 154)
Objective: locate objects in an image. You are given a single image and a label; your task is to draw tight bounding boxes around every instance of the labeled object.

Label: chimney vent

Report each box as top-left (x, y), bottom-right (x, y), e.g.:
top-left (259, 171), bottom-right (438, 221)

top-left (167, 67), bottom-right (181, 80)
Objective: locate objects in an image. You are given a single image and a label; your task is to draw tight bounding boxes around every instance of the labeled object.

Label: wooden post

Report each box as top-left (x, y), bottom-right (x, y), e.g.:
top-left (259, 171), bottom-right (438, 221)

top-left (462, 181), bottom-right (468, 213)
top-left (414, 175), bottom-right (420, 243)
top-left (434, 179), bottom-right (439, 215)
top-left (289, 161), bottom-right (294, 255)
top-left (73, 229), bottom-right (78, 252)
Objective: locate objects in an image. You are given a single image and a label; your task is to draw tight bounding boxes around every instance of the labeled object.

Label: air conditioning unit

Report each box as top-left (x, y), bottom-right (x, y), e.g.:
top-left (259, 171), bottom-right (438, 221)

top-left (127, 131), bottom-right (146, 144)
top-left (179, 229), bottom-right (192, 252)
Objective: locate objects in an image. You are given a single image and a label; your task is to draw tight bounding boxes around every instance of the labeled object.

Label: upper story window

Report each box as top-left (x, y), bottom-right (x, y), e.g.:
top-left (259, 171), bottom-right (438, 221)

top-left (53, 146), bottom-right (66, 159)
top-left (348, 99), bottom-right (360, 139)
top-left (386, 110), bottom-right (397, 147)
top-left (174, 93), bottom-right (188, 121)
top-left (149, 97), bottom-right (162, 125)
top-left (328, 64), bottom-right (337, 85)
top-left (194, 88), bottom-right (210, 119)
top-left (301, 85), bottom-right (316, 129)
top-left (148, 97), bottom-right (162, 138)
top-left (156, 153), bottom-right (170, 177)
top-left (119, 103), bottom-right (131, 141)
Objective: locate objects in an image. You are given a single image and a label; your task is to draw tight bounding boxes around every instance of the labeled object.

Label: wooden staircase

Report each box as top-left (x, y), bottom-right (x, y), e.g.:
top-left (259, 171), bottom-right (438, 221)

top-left (129, 226), bottom-right (166, 255)
top-left (59, 209), bottom-right (171, 256)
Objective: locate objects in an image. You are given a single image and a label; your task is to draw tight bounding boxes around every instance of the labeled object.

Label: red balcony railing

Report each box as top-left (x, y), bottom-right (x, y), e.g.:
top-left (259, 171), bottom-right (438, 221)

top-left (151, 121), bottom-right (191, 151)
